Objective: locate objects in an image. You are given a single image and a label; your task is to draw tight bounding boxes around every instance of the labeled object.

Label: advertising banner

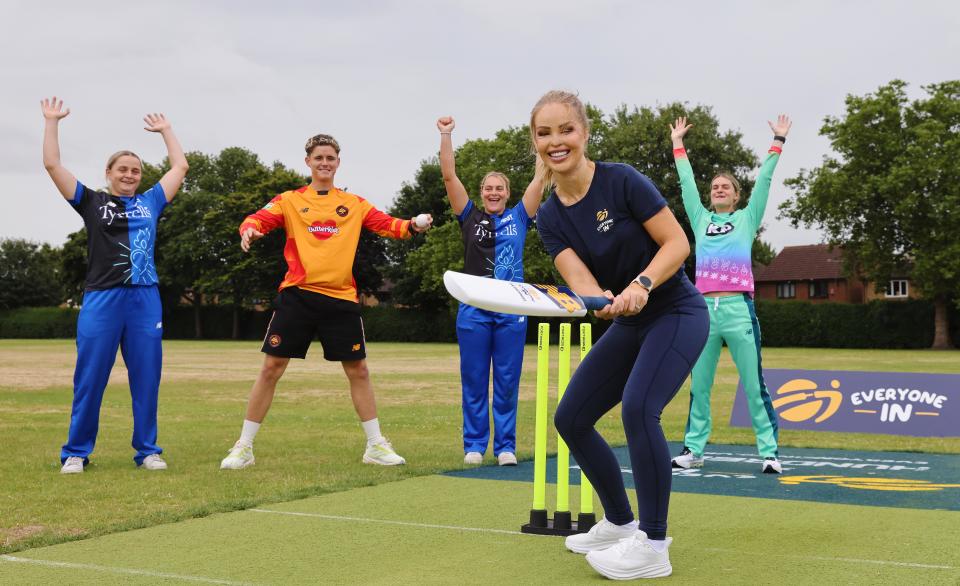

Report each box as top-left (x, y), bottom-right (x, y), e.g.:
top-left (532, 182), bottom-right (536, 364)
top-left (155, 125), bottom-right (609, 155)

top-left (730, 369), bottom-right (957, 437)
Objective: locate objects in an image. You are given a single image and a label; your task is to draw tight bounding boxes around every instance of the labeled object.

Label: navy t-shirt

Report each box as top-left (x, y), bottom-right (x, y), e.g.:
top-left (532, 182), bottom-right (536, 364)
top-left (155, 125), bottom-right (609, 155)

top-left (69, 181), bottom-right (167, 291)
top-left (457, 199), bottom-right (532, 282)
top-left (535, 162), bottom-right (698, 320)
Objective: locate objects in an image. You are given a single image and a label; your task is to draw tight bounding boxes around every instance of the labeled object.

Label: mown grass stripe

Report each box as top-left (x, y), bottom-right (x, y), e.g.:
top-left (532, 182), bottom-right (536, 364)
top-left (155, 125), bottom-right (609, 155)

top-left (0, 555), bottom-right (255, 584)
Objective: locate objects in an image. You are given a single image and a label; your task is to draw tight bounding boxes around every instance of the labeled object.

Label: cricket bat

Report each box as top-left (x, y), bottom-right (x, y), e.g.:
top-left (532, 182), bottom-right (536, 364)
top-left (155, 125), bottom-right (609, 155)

top-left (442, 271), bottom-right (611, 317)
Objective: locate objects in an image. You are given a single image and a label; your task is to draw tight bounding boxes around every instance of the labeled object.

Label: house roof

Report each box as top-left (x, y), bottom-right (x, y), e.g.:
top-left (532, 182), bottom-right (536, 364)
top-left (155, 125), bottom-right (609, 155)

top-left (755, 244), bottom-right (845, 282)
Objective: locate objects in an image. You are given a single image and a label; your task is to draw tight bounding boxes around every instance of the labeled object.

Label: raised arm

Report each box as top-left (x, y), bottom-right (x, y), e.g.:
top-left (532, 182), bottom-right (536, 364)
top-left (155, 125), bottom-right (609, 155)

top-left (520, 155), bottom-right (547, 219)
top-left (144, 113), bottom-right (189, 203)
top-left (41, 97), bottom-right (78, 200)
top-left (437, 117), bottom-right (469, 215)
top-left (669, 116), bottom-right (706, 227)
top-left (745, 114), bottom-right (792, 230)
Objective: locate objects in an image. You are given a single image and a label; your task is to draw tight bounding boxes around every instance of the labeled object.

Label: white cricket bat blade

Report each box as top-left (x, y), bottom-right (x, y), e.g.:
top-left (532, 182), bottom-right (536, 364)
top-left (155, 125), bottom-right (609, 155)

top-left (443, 271), bottom-right (608, 317)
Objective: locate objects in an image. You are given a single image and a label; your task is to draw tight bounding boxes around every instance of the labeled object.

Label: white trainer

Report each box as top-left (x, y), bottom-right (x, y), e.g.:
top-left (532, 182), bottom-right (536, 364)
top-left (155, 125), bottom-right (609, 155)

top-left (497, 452), bottom-right (517, 466)
top-left (565, 517), bottom-right (638, 554)
top-left (140, 454), bottom-right (168, 470)
top-left (220, 441), bottom-right (255, 470)
top-left (762, 457), bottom-right (783, 474)
top-left (363, 438), bottom-right (406, 466)
top-left (585, 531), bottom-right (673, 580)
top-left (464, 452), bottom-right (483, 465)
top-left (60, 456), bottom-right (84, 474)
top-left (671, 446), bottom-right (704, 469)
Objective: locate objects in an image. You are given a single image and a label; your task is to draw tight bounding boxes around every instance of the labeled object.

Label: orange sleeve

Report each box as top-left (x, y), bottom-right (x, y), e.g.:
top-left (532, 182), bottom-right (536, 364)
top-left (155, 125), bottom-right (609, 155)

top-left (239, 194), bottom-right (286, 235)
top-left (361, 200), bottom-right (412, 240)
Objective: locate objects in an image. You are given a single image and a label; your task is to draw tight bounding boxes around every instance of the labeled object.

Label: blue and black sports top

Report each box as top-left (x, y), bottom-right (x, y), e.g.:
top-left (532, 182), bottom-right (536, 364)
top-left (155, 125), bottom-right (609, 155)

top-left (535, 162), bottom-right (698, 319)
top-left (69, 181), bottom-right (167, 291)
top-left (457, 199), bottom-right (532, 283)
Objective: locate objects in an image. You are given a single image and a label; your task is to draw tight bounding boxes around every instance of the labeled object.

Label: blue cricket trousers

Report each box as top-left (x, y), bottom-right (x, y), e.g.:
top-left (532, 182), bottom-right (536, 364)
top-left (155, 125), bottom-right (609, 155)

top-left (456, 304), bottom-right (527, 456)
top-left (60, 285), bottom-right (164, 465)
top-left (554, 296), bottom-right (708, 540)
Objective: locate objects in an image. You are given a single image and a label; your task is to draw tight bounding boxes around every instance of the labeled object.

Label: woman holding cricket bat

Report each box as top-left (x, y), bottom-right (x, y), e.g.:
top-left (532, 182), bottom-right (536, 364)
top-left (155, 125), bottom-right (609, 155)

top-left (668, 115), bottom-right (791, 475)
top-left (531, 91), bottom-right (708, 580)
top-left (436, 116), bottom-right (546, 466)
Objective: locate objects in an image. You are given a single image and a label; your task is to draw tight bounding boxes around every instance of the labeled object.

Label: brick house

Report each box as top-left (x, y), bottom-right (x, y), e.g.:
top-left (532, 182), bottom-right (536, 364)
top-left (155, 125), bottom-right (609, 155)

top-left (754, 244), bottom-right (919, 303)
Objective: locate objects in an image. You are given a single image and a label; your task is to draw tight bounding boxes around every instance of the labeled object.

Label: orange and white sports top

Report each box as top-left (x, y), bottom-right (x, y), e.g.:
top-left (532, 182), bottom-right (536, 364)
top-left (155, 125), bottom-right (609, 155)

top-left (239, 186), bottom-right (412, 302)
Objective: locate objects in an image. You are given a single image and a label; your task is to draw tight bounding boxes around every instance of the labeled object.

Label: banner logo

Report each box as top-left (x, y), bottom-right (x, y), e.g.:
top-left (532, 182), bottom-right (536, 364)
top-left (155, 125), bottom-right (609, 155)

top-left (779, 475), bottom-right (960, 492)
top-left (771, 378), bottom-right (843, 423)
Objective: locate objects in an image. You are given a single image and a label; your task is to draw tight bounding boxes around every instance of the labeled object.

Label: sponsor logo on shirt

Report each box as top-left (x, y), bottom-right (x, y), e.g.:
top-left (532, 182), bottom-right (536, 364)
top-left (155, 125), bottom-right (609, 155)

top-left (336, 205), bottom-right (349, 217)
top-left (300, 207), bottom-right (310, 213)
top-left (99, 203), bottom-right (151, 226)
top-left (706, 222), bottom-right (734, 236)
top-left (596, 209), bottom-right (608, 221)
top-left (308, 220), bottom-right (340, 240)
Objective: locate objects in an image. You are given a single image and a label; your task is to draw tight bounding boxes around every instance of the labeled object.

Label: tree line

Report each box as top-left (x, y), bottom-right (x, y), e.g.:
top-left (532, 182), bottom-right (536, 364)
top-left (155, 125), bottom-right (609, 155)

top-left (3, 80), bottom-right (956, 346)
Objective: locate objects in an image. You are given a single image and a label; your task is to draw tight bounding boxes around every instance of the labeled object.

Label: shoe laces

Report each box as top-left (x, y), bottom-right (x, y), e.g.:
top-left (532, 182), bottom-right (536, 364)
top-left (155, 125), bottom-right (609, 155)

top-left (611, 534), bottom-right (651, 555)
top-left (66, 456), bottom-right (83, 465)
top-left (371, 438), bottom-right (395, 452)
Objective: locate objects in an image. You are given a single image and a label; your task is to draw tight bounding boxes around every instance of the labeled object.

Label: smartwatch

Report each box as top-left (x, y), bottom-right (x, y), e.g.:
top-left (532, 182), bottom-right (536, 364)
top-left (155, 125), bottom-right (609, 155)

top-left (632, 275), bottom-right (653, 292)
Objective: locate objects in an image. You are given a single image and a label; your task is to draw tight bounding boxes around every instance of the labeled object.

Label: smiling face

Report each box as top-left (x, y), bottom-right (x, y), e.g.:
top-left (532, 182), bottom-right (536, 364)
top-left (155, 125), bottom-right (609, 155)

top-left (532, 102), bottom-right (589, 177)
top-left (710, 173), bottom-right (741, 212)
top-left (105, 153), bottom-right (142, 196)
top-left (305, 145), bottom-right (340, 187)
top-left (480, 173), bottom-right (510, 215)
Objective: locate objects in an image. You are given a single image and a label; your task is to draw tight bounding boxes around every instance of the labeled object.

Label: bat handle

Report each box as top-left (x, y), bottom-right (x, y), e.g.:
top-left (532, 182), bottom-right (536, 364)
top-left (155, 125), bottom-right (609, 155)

top-left (582, 296), bottom-right (612, 311)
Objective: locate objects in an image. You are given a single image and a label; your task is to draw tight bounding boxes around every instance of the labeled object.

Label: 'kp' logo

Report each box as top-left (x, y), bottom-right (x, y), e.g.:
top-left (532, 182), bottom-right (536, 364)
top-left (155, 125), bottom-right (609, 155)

top-left (308, 220), bottom-right (340, 240)
top-left (772, 378), bottom-right (843, 423)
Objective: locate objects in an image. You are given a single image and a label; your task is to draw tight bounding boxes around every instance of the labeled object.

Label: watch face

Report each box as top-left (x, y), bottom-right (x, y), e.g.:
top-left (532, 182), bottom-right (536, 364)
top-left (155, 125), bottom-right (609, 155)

top-left (636, 276), bottom-right (653, 289)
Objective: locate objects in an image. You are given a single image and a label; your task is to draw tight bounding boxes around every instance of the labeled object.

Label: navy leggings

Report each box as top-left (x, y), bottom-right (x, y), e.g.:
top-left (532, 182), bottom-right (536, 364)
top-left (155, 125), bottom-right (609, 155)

top-left (554, 296), bottom-right (708, 539)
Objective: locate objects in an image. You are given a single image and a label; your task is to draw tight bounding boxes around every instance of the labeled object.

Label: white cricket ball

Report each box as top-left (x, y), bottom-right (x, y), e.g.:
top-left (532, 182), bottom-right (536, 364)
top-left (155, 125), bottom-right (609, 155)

top-left (414, 213), bottom-right (430, 229)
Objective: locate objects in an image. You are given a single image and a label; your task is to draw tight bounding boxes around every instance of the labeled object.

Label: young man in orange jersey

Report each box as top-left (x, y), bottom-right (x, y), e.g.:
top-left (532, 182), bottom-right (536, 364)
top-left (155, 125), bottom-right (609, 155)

top-left (220, 134), bottom-right (432, 469)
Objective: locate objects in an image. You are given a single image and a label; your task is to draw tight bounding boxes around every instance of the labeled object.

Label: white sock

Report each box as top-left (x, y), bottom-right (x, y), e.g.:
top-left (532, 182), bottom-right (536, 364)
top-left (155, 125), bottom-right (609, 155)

top-left (646, 538), bottom-right (667, 552)
top-left (361, 418), bottom-right (383, 445)
top-left (239, 419), bottom-right (260, 446)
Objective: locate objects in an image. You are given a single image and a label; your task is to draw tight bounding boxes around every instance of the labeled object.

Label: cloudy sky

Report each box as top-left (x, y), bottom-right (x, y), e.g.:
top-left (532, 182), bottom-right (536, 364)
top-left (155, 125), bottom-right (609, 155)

top-left (3, 0), bottom-right (957, 250)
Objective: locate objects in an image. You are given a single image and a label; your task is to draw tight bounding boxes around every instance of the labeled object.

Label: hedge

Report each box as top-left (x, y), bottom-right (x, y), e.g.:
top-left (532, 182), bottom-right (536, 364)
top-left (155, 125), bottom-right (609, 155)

top-left (0, 299), bottom-right (956, 349)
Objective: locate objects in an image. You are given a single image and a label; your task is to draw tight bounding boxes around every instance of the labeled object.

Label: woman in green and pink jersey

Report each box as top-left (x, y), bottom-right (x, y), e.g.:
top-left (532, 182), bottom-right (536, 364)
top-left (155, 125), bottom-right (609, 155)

top-left (669, 115), bottom-right (791, 474)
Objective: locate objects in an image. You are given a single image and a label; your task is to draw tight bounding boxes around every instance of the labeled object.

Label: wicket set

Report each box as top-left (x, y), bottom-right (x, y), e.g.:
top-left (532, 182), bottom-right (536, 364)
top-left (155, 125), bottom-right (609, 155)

top-left (521, 322), bottom-right (597, 536)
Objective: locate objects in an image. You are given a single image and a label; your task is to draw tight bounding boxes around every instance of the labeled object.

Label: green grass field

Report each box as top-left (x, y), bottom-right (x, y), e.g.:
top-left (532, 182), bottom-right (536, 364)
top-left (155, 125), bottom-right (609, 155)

top-left (1, 339), bottom-right (958, 584)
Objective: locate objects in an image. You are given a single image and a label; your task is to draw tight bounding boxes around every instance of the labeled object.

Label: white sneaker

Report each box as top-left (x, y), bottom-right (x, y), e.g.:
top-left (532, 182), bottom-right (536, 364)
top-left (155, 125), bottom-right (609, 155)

top-left (464, 452), bottom-right (483, 465)
top-left (363, 438), bottom-right (406, 466)
top-left (585, 531), bottom-right (673, 580)
top-left (497, 452), bottom-right (517, 466)
top-left (671, 446), bottom-right (704, 469)
top-left (60, 456), bottom-right (84, 474)
top-left (220, 441), bottom-right (255, 470)
top-left (565, 517), bottom-right (638, 554)
top-left (762, 457), bottom-right (782, 474)
top-left (139, 454), bottom-right (167, 470)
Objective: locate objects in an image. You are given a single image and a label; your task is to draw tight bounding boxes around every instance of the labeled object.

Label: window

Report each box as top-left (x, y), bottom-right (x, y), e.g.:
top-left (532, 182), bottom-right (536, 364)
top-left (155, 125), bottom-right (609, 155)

top-left (809, 280), bottom-right (829, 299)
top-left (776, 282), bottom-right (796, 299)
top-left (886, 280), bottom-right (909, 298)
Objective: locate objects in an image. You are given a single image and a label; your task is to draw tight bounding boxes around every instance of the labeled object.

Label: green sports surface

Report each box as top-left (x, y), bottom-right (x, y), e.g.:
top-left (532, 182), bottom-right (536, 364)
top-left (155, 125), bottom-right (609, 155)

top-left (1, 340), bottom-right (958, 584)
top-left (1, 473), bottom-right (958, 584)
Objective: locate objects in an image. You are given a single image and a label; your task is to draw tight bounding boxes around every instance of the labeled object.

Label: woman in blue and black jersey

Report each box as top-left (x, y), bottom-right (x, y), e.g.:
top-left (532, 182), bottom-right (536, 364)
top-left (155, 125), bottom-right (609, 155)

top-left (530, 91), bottom-right (708, 580)
top-left (437, 116), bottom-right (545, 466)
top-left (41, 97), bottom-right (188, 474)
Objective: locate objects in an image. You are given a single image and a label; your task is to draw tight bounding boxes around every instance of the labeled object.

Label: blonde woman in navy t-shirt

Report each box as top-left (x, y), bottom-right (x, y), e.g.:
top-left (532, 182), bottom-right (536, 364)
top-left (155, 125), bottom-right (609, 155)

top-left (41, 97), bottom-right (188, 474)
top-left (531, 91), bottom-right (708, 580)
top-left (437, 116), bottom-right (546, 466)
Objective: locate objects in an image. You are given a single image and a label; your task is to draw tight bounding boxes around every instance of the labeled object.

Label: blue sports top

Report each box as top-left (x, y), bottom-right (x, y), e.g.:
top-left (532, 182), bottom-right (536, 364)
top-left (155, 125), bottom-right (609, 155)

top-left (69, 181), bottom-right (167, 291)
top-left (536, 162), bottom-right (698, 319)
top-left (456, 198), bottom-right (532, 282)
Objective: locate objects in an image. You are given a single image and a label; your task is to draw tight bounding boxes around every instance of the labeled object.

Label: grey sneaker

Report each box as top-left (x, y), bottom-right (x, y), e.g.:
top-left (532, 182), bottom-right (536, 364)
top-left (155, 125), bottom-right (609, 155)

top-left (671, 446), bottom-right (704, 469)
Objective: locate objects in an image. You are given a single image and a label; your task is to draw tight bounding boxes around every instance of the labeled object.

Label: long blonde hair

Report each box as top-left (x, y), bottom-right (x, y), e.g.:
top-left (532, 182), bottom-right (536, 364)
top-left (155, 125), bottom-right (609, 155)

top-left (529, 90), bottom-right (590, 189)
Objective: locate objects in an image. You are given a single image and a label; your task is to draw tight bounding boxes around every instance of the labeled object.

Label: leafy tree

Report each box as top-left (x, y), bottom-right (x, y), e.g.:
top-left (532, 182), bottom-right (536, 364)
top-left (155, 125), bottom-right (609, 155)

top-left (0, 238), bottom-right (64, 309)
top-left (781, 80), bottom-right (959, 348)
top-left (59, 229), bottom-right (88, 305)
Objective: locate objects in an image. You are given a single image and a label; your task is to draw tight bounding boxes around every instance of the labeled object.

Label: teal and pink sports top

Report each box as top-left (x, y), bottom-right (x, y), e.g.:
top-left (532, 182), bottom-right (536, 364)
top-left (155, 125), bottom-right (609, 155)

top-left (674, 145), bottom-right (781, 296)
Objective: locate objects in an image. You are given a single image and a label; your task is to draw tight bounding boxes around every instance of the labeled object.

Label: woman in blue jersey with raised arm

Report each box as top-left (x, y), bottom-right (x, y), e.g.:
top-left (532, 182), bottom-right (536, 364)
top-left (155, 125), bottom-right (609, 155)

top-left (668, 115), bottom-right (791, 474)
top-left (531, 91), bottom-right (708, 580)
top-left (41, 97), bottom-right (188, 474)
top-left (437, 116), bottom-right (545, 466)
